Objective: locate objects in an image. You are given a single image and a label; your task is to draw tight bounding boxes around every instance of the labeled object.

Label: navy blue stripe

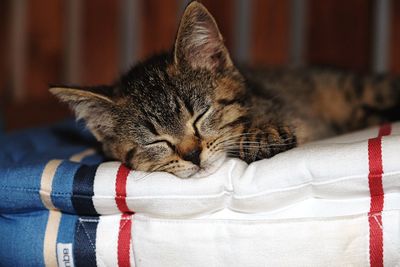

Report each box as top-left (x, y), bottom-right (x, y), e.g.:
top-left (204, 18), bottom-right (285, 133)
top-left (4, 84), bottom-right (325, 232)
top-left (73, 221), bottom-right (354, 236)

top-left (72, 164), bottom-right (99, 216)
top-left (74, 216), bottom-right (99, 267)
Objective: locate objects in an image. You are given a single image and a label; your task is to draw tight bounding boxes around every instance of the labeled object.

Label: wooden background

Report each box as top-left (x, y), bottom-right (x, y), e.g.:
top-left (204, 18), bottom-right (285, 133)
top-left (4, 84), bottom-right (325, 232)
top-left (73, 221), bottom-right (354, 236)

top-left (0, 0), bottom-right (399, 131)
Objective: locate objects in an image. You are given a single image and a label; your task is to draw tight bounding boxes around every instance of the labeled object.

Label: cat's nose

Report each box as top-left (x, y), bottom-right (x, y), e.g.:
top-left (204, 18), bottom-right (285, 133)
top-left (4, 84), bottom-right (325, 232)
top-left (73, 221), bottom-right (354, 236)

top-left (182, 148), bottom-right (201, 166)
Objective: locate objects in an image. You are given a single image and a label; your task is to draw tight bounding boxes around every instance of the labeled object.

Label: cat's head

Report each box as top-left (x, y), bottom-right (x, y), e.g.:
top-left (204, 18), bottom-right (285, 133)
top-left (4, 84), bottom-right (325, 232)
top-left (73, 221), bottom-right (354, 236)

top-left (51, 2), bottom-right (249, 178)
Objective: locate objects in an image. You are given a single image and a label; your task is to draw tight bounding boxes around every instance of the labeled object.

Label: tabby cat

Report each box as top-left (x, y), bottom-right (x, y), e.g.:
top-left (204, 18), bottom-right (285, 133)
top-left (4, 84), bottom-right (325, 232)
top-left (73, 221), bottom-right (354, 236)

top-left (51, 1), bottom-right (400, 178)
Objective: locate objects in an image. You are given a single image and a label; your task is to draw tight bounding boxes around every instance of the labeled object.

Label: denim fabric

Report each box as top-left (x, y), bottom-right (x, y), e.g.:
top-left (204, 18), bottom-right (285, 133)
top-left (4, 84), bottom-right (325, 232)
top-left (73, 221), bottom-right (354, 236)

top-left (0, 211), bottom-right (48, 266)
top-left (51, 161), bottom-right (82, 214)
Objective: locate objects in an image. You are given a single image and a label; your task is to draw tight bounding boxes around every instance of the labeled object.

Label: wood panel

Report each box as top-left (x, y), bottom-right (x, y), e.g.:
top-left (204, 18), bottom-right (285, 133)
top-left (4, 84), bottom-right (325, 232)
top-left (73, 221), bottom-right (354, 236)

top-left (307, 0), bottom-right (373, 73)
top-left (0, 1), bottom-right (11, 105)
top-left (250, 0), bottom-right (290, 66)
top-left (82, 0), bottom-right (119, 85)
top-left (3, 101), bottom-right (70, 131)
top-left (2, 0), bottom-right (67, 131)
top-left (391, 0), bottom-right (400, 74)
top-left (26, 0), bottom-right (64, 100)
top-left (140, 0), bottom-right (178, 59)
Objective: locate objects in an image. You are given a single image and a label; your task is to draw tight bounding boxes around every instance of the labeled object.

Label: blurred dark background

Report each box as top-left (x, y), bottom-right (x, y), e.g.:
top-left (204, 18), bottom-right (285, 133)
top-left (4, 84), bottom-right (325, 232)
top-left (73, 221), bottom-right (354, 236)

top-left (0, 0), bottom-right (399, 131)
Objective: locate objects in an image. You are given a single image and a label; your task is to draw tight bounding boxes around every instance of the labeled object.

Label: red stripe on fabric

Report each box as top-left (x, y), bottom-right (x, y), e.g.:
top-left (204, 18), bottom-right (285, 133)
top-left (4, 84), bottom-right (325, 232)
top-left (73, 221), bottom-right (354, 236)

top-left (368, 138), bottom-right (384, 204)
top-left (368, 124), bottom-right (391, 267)
top-left (118, 213), bottom-right (132, 267)
top-left (115, 164), bottom-right (133, 213)
top-left (369, 214), bottom-right (383, 267)
top-left (378, 123), bottom-right (392, 137)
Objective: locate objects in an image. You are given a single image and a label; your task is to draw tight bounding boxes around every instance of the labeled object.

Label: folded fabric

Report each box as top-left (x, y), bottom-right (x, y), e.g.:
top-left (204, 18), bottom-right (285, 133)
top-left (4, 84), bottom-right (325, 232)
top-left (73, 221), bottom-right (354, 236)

top-left (0, 120), bottom-right (399, 266)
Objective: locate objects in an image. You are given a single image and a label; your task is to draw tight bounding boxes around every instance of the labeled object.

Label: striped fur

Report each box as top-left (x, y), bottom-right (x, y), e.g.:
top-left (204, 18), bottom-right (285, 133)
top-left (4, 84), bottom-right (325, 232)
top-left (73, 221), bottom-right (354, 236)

top-left (50, 2), bottom-right (400, 177)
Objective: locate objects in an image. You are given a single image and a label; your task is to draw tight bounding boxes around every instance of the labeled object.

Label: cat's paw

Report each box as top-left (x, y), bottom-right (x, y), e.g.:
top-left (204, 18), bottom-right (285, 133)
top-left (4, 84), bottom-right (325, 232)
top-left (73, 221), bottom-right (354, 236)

top-left (237, 125), bottom-right (297, 163)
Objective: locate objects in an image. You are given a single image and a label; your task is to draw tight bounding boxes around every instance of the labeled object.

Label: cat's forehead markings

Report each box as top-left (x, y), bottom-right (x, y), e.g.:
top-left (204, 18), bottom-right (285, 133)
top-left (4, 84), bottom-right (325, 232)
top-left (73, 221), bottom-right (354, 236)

top-left (185, 119), bottom-right (196, 135)
top-left (184, 108), bottom-right (213, 134)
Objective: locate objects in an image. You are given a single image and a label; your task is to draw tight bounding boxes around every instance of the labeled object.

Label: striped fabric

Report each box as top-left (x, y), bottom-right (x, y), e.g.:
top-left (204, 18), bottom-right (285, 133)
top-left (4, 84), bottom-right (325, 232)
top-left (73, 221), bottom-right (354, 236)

top-left (0, 119), bottom-right (400, 266)
top-left (0, 120), bottom-right (136, 266)
top-left (368, 124), bottom-right (391, 267)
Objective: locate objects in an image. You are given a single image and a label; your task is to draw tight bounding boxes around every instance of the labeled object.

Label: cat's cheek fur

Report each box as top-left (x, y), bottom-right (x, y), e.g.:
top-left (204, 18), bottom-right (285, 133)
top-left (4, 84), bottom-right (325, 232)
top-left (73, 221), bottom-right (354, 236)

top-left (124, 147), bottom-right (199, 178)
top-left (130, 148), bottom-right (170, 170)
top-left (127, 151), bottom-right (161, 172)
top-left (138, 158), bottom-right (200, 178)
top-left (101, 141), bottom-right (130, 162)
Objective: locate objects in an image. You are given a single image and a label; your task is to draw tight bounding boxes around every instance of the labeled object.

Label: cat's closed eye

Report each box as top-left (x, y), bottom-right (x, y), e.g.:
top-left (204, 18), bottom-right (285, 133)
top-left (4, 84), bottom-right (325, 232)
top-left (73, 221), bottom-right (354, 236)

top-left (192, 107), bottom-right (210, 137)
top-left (145, 140), bottom-right (175, 150)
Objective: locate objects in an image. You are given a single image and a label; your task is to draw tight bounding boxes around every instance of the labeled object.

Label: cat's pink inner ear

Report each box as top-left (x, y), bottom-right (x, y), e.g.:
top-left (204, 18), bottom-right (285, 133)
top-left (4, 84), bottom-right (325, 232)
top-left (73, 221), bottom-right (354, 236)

top-left (174, 2), bottom-right (233, 72)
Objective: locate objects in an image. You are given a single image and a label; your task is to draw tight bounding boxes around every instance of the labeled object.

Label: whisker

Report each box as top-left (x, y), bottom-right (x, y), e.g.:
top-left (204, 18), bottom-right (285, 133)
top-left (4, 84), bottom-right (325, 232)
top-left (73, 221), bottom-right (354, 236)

top-left (221, 139), bottom-right (296, 147)
top-left (212, 132), bottom-right (262, 141)
top-left (226, 152), bottom-right (264, 157)
top-left (224, 142), bottom-right (297, 148)
top-left (223, 131), bottom-right (292, 138)
top-left (224, 146), bottom-right (296, 152)
top-left (132, 162), bottom-right (175, 181)
top-left (217, 134), bottom-right (295, 145)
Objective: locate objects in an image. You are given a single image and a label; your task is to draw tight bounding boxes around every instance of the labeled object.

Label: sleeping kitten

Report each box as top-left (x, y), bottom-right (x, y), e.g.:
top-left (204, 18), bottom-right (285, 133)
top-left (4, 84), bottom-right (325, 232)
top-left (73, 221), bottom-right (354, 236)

top-left (50, 2), bottom-right (400, 178)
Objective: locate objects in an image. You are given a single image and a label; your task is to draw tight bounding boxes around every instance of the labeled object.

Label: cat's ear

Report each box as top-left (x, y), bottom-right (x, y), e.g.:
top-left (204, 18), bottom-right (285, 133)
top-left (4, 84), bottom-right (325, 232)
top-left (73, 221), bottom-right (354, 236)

top-left (49, 85), bottom-right (117, 141)
top-left (174, 1), bottom-right (233, 72)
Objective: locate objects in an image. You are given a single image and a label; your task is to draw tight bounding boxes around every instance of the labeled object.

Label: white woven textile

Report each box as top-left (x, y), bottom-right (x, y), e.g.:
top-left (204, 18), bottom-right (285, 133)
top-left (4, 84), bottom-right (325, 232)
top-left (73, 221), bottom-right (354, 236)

top-left (92, 123), bottom-right (400, 266)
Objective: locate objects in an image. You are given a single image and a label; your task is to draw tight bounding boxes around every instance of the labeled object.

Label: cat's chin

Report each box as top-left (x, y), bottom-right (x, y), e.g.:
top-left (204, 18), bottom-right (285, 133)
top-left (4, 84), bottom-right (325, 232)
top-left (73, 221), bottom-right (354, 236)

top-left (189, 155), bottom-right (226, 179)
